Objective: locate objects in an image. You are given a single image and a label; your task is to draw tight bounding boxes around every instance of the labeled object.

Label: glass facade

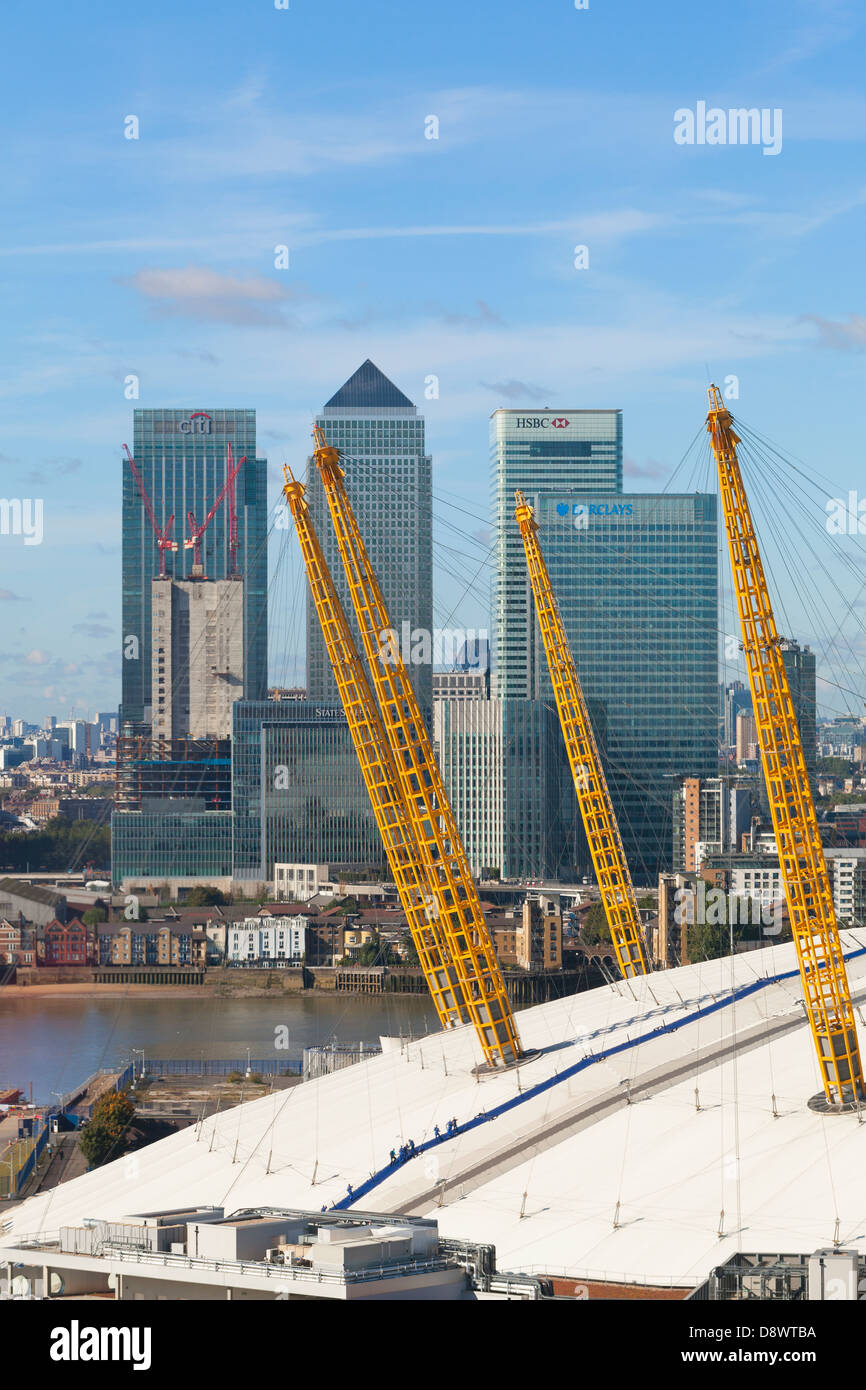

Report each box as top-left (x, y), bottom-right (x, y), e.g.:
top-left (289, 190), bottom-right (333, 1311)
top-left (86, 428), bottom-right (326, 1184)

top-left (121, 408), bottom-right (267, 725)
top-left (306, 362), bottom-right (433, 719)
top-left (490, 409), bottom-right (622, 700)
top-left (434, 697), bottom-right (580, 881)
top-left (111, 811), bottom-right (233, 881)
top-left (232, 700), bottom-right (382, 883)
top-left (530, 492), bottom-right (719, 882)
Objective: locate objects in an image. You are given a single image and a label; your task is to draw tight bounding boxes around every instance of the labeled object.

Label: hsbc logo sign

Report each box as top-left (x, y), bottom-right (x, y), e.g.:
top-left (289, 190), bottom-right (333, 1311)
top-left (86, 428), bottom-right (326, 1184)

top-left (515, 416), bottom-right (570, 429)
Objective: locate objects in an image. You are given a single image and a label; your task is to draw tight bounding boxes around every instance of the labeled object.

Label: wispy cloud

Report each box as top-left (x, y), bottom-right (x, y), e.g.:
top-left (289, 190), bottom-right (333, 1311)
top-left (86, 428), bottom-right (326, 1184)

top-left (801, 311), bottom-right (866, 351)
top-left (625, 454), bottom-right (670, 482)
top-left (121, 265), bottom-right (302, 326)
top-left (479, 379), bottom-right (552, 401)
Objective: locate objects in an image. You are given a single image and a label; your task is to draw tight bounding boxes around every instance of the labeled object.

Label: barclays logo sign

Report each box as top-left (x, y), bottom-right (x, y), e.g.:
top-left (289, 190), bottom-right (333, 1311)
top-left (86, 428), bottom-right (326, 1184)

top-left (556, 500), bottom-right (632, 531)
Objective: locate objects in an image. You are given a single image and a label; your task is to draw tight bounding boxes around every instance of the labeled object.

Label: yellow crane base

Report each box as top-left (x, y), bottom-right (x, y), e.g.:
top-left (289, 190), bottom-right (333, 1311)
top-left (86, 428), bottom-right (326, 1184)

top-left (807, 1093), bottom-right (864, 1116)
top-left (471, 1049), bottom-right (542, 1079)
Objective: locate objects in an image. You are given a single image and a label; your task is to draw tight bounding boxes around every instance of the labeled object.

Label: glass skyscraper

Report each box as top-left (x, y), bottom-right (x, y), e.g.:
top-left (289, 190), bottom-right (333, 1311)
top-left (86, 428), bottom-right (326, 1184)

top-left (232, 699), bottom-right (382, 885)
top-left (530, 492), bottom-right (719, 881)
top-left (490, 409), bottom-right (622, 699)
top-left (435, 696), bottom-right (579, 880)
top-left (121, 408), bottom-right (268, 726)
top-left (306, 361), bottom-right (433, 718)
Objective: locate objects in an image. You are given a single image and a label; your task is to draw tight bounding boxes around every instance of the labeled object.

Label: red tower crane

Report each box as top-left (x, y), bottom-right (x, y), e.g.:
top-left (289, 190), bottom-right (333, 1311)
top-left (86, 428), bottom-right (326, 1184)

top-left (123, 444), bottom-right (178, 577)
top-left (226, 443), bottom-right (240, 577)
top-left (185, 447), bottom-right (246, 575)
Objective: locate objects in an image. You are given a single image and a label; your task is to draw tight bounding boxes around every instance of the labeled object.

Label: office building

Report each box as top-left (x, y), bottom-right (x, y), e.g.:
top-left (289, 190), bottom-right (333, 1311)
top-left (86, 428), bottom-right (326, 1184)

top-left (502, 491), bottom-right (718, 881)
top-left (232, 700), bottom-right (383, 892)
top-left (490, 409), bottom-right (622, 699)
top-left (432, 669), bottom-right (490, 701)
top-left (305, 362), bottom-right (433, 717)
top-left (722, 681), bottom-right (751, 751)
top-left (112, 809), bottom-right (233, 895)
top-left (672, 776), bottom-right (754, 872)
top-left (121, 408), bottom-right (267, 727)
top-left (755, 640), bottom-right (817, 809)
top-left (434, 697), bottom-right (579, 880)
top-left (736, 711), bottom-right (759, 763)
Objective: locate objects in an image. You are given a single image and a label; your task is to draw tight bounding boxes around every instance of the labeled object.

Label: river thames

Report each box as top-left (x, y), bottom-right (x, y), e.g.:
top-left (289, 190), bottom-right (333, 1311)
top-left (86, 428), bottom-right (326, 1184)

top-left (0, 991), bottom-right (438, 1101)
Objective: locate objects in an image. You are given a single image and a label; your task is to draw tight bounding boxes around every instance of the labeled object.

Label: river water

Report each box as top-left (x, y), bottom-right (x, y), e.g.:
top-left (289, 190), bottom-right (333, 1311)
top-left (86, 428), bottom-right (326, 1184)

top-left (0, 992), bottom-right (437, 1103)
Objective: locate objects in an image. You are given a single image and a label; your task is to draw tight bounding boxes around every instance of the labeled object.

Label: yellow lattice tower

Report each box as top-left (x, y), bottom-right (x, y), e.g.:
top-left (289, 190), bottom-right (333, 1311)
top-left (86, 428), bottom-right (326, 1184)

top-left (283, 467), bottom-right (471, 1031)
top-left (515, 491), bottom-right (650, 979)
top-left (311, 428), bottom-right (525, 1069)
top-left (707, 385), bottom-right (863, 1108)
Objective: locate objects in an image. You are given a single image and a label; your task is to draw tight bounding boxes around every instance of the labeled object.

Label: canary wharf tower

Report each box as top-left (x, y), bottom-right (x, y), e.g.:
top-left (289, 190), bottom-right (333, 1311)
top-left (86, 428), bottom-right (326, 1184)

top-left (305, 362), bottom-right (433, 718)
top-left (120, 408), bottom-right (268, 727)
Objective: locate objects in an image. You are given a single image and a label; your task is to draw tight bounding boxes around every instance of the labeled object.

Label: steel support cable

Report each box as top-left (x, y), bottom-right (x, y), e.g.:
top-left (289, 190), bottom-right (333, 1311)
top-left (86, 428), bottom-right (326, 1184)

top-left (707, 388), bottom-right (864, 1107)
top-left (737, 431), bottom-right (866, 704)
top-left (742, 455), bottom-right (866, 725)
top-left (725, 424), bottom-right (866, 716)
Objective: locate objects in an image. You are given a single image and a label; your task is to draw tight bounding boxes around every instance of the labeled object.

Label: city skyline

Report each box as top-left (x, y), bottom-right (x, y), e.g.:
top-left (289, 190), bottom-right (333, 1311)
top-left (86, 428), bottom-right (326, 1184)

top-left (2, 0), bottom-right (866, 719)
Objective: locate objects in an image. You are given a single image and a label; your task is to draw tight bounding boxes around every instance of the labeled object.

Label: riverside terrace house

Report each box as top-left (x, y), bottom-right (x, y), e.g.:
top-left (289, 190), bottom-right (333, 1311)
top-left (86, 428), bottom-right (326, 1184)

top-left (97, 923), bottom-right (207, 968)
top-left (0, 919), bottom-right (35, 966)
top-left (37, 917), bottom-right (93, 967)
top-left (227, 916), bottom-right (308, 965)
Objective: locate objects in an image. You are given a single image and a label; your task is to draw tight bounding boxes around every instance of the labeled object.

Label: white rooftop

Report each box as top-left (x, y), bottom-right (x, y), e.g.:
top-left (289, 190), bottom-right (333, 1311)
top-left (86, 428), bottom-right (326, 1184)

top-left (6, 930), bottom-right (866, 1289)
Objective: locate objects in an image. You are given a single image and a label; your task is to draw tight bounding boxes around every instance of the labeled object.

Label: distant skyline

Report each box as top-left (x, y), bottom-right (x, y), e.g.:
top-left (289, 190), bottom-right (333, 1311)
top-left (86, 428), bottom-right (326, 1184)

top-left (2, 0), bottom-right (865, 721)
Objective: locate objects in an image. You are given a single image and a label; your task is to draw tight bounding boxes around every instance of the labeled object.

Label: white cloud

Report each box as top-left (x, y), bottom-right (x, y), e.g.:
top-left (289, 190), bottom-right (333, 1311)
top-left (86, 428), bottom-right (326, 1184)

top-left (122, 266), bottom-right (301, 326)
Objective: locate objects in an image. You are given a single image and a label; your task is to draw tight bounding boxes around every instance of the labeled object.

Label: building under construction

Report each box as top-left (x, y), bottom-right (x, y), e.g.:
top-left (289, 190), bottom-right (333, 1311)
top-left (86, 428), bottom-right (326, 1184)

top-left (115, 727), bottom-right (232, 814)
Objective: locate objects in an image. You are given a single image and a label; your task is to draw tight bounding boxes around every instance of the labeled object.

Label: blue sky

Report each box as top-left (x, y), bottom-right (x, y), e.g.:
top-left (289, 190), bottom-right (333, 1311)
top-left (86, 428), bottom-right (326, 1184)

top-left (1, 0), bottom-right (865, 721)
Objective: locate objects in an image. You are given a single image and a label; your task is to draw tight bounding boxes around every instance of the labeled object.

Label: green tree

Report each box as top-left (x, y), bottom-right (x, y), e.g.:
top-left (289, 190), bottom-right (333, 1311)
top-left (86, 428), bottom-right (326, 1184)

top-left (356, 929), bottom-right (398, 966)
top-left (183, 885), bottom-right (228, 906)
top-left (0, 820), bottom-right (111, 873)
top-left (580, 902), bottom-right (611, 946)
top-left (816, 758), bottom-right (853, 777)
top-left (82, 906), bottom-right (107, 926)
top-left (400, 931), bottom-right (420, 966)
top-left (78, 1088), bottom-right (136, 1169)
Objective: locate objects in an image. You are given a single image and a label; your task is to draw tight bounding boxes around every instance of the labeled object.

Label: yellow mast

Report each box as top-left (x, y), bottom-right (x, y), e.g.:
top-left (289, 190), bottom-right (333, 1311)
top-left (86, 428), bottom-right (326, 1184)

top-left (311, 427), bottom-right (525, 1069)
top-left (706, 385), bottom-right (863, 1108)
top-left (515, 490), bottom-right (650, 979)
top-left (283, 467), bottom-right (470, 1031)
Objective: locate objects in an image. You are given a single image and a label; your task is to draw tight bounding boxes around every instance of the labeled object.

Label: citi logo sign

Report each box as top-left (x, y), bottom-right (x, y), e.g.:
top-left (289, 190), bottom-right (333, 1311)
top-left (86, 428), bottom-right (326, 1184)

top-left (178, 412), bottom-right (212, 434)
top-left (515, 416), bottom-right (570, 429)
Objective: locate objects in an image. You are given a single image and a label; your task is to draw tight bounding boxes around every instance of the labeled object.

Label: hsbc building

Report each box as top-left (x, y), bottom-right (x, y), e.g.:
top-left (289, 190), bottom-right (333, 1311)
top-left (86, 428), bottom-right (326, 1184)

top-left (490, 407), bottom-right (623, 702)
